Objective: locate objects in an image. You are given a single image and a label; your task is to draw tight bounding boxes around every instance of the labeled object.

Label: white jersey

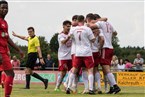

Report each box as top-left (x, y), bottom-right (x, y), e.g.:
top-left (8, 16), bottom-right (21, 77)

top-left (69, 25), bottom-right (95, 56)
top-left (58, 32), bottom-right (72, 60)
top-left (70, 27), bottom-right (76, 55)
top-left (95, 21), bottom-right (116, 49)
top-left (91, 29), bottom-right (104, 52)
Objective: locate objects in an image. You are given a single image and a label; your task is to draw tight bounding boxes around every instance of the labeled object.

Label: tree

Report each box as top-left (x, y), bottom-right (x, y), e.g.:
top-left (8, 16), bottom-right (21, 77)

top-left (112, 36), bottom-right (121, 56)
top-left (49, 33), bottom-right (59, 67)
top-left (39, 36), bottom-right (50, 58)
top-left (49, 33), bottom-right (59, 53)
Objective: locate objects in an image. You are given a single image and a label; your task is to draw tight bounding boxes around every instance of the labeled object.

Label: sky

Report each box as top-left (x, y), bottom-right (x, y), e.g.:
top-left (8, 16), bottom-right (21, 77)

top-left (6, 0), bottom-right (144, 47)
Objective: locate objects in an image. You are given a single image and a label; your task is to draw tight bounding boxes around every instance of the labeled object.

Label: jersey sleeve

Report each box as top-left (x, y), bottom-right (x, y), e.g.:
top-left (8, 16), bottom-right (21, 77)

top-left (58, 34), bottom-right (65, 43)
top-left (88, 27), bottom-right (95, 40)
top-left (109, 23), bottom-right (116, 32)
top-left (99, 29), bottom-right (104, 37)
top-left (95, 21), bottom-right (102, 29)
top-left (68, 27), bottom-right (75, 39)
top-left (34, 37), bottom-right (40, 47)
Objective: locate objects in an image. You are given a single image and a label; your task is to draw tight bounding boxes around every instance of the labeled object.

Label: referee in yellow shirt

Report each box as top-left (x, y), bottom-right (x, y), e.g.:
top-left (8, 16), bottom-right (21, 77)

top-left (12, 27), bottom-right (48, 89)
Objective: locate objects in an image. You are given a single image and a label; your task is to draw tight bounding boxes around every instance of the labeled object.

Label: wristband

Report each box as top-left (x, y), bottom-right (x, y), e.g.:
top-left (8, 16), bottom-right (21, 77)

top-left (39, 57), bottom-right (43, 59)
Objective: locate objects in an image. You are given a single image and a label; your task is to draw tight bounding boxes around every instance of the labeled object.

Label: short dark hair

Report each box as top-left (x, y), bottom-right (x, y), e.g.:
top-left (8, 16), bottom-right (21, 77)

top-left (77, 15), bottom-right (85, 22)
top-left (27, 27), bottom-right (35, 32)
top-left (125, 59), bottom-right (130, 62)
top-left (0, 0), bottom-right (8, 5)
top-left (72, 15), bottom-right (78, 21)
top-left (94, 14), bottom-right (101, 19)
top-left (63, 20), bottom-right (71, 26)
top-left (86, 13), bottom-right (96, 20)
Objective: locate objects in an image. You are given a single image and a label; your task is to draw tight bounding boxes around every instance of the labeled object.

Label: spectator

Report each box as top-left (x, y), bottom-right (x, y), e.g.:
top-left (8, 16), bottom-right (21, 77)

top-left (45, 54), bottom-right (55, 69)
top-left (117, 58), bottom-right (125, 72)
top-left (125, 59), bottom-right (133, 71)
top-left (111, 55), bottom-right (118, 72)
top-left (133, 53), bottom-right (144, 72)
top-left (11, 56), bottom-right (20, 70)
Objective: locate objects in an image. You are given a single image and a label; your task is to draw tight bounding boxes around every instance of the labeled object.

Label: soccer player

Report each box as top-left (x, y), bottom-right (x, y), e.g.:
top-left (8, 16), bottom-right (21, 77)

top-left (54, 20), bottom-right (72, 91)
top-left (63, 15), bottom-right (78, 89)
top-left (85, 13), bottom-right (105, 94)
top-left (0, 1), bottom-right (24, 97)
top-left (12, 27), bottom-right (48, 89)
top-left (66, 15), bottom-right (96, 94)
top-left (71, 15), bottom-right (78, 27)
top-left (91, 28), bottom-right (104, 94)
top-left (88, 14), bottom-right (121, 94)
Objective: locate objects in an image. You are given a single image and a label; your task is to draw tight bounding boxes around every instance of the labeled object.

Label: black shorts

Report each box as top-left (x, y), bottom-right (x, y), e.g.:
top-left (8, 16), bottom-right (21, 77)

top-left (26, 52), bottom-right (38, 70)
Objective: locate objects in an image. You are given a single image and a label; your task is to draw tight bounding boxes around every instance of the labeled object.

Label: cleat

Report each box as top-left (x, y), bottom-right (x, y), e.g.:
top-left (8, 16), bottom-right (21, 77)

top-left (113, 86), bottom-right (121, 94)
top-left (98, 91), bottom-right (102, 94)
top-left (82, 89), bottom-right (89, 94)
top-left (54, 88), bottom-right (61, 92)
top-left (44, 79), bottom-right (48, 89)
top-left (89, 90), bottom-right (95, 95)
top-left (66, 88), bottom-right (71, 94)
top-left (70, 86), bottom-right (77, 94)
top-left (106, 87), bottom-right (114, 94)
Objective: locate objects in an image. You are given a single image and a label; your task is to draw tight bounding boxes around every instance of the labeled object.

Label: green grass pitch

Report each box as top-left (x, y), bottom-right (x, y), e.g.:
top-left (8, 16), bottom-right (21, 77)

top-left (0, 84), bottom-right (145, 97)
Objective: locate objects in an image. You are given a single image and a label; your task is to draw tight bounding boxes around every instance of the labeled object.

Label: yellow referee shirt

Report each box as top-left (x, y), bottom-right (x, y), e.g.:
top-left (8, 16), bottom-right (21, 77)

top-left (28, 36), bottom-right (40, 54)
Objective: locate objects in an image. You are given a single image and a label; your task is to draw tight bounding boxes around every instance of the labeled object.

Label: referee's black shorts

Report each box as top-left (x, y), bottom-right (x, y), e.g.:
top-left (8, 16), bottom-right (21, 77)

top-left (26, 52), bottom-right (37, 70)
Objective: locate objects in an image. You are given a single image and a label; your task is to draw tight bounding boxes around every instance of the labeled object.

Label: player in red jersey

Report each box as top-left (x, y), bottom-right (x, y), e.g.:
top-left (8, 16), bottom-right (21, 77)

top-left (0, 1), bottom-right (24, 97)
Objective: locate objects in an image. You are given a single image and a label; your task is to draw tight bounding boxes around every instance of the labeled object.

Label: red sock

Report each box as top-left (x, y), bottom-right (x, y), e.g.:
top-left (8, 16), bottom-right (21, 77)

top-left (4, 76), bottom-right (14, 97)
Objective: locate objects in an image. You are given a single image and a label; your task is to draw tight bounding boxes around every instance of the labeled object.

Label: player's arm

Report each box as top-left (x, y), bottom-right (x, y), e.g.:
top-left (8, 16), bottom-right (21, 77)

top-left (37, 46), bottom-right (45, 65)
top-left (98, 36), bottom-right (104, 50)
top-left (88, 28), bottom-right (96, 43)
top-left (8, 37), bottom-right (24, 58)
top-left (12, 31), bottom-right (28, 41)
top-left (90, 38), bottom-right (96, 43)
top-left (61, 36), bottom-right (71, 44)
top-left (96, 17), bottom-right (108, 22)
top-left (87, 23), bottom-right (99, 30)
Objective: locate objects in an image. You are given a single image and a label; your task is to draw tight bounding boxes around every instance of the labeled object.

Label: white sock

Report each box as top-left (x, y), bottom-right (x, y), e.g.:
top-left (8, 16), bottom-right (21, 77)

top-left (104, 75), bottom-right (109, 92)
top-left (107, 73), bottom-right (117, 86)
top-left (64, 71), bottom-right (71, 86)
top-left (67, 72), bottom-right (75, 88)
top-left (95, 72), bottom-right (101, 90)
top-left (56, 74), bottom-right (63, 88)
top-left (72, 75), bottom-right (78, 88)
top-left (82, 71), bottom-right (88, 90)
top-left (88, 73), bottom-right (94, 91)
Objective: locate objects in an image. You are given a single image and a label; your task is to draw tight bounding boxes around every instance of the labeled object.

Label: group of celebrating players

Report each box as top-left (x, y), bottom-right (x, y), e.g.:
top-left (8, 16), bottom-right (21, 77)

top-left (55, 13), bottom-right (121, 95)
top-left (0, 0), bottom-right (121, 97)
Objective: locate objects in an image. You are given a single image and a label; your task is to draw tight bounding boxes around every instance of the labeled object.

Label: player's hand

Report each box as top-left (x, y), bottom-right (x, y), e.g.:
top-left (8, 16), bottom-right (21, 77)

top-left (12, 31), bottom-right (17, 37)
top-left (40, 58), bottom-right (45, 65)
top-left (0, 54), bottom-right (2, 64)
top-left (98, 50), bottom-right (101, 57)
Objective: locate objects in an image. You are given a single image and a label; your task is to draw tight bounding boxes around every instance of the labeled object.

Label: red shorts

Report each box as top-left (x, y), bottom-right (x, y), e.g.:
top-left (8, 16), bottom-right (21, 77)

top-left (1, 72), bottom-right (6, 83)
top-left (73, 56), bottom-right (94, 69)
top-left (58, 60), bottom-right (72, 71)
top-left (100, 48), bottom-right (114, 65)
top-left (71, 54), bottom-right (75, 66)
top-left (0, 53), bottom-right (12, 71)
top-left (93, 52), bottom-right (101, 67)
